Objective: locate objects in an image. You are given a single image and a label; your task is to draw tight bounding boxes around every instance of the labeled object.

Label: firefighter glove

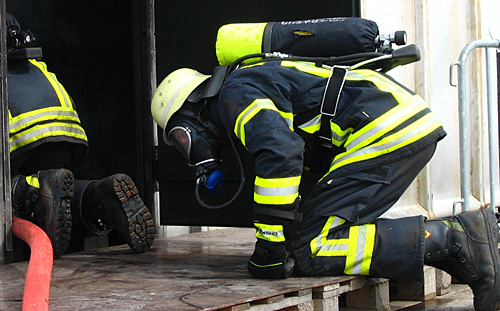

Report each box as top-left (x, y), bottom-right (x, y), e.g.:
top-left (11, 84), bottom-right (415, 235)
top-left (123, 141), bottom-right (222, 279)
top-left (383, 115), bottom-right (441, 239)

top-left (247, 239), bottom-right (295, 279)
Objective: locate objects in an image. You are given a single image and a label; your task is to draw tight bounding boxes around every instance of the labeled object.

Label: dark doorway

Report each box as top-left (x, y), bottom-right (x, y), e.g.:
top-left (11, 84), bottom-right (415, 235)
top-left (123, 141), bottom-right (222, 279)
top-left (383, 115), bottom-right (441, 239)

top-left (6, 0), bottom-right (154, 251)
top-left (155, 1), bottom-right (361, 227)
top-left (6, 0), bottom-right (151, 185)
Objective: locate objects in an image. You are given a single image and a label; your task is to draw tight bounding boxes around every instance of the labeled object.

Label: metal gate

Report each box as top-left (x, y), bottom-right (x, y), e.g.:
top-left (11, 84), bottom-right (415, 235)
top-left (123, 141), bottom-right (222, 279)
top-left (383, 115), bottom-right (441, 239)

top-left (450, 39), bottom-right (500, 213)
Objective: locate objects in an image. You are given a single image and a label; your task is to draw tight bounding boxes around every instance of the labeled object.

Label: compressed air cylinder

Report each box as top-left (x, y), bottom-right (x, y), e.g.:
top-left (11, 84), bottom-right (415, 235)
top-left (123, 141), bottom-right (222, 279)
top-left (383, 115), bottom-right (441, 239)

top-left (215, 17), bottom-right (379, 65)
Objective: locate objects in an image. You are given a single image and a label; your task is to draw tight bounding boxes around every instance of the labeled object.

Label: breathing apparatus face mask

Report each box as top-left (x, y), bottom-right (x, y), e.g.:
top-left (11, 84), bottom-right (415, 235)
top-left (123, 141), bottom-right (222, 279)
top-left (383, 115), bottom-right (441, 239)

top-left (157, 67), bottom-right (245, 209)
top-left (165, 102), bottom-right (222, 177)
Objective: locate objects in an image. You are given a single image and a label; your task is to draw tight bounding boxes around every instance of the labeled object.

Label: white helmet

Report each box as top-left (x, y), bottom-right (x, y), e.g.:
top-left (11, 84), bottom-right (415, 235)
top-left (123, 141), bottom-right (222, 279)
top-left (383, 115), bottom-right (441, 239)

top-left (151, 68), bottom-right (211, 131)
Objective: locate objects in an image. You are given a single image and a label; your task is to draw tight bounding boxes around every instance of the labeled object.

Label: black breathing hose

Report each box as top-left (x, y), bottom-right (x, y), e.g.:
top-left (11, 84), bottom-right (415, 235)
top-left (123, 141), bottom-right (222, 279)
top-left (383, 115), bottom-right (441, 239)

top-left (227, 51), bottom-right (386, 73)
top-left (194, 129), bottom-right (246, 209)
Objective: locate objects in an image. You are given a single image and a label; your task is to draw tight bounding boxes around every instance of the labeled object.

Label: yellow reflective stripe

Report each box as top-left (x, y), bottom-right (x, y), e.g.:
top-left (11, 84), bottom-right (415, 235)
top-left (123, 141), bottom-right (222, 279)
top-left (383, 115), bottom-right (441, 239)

top-left (281, 61), bottom-right (331, 78)
top-left (9, 106), bottom-right (82, 134)
top-left (362, 224), bottom-right (376, 275)
top-left (254, 192), bottom-right (299, 205)
top-left (331, 123), bottom-right (354, 147)
top-left (254, 176), bottom-right (300, 205)
top-left (278, 111), bottom-right (294, 131)
top-left (326, 112), bottom-right (442, 175)
top-left (347, 69), bottom-right (412, 103)
top-left (233, 99), bottom-right (293, 146)
top-left (344, 98), bottom-right (427, 151)
top-left (28, 59), bottom-right (73, 109)
top-left (240, 62), bottom-right (265, 69)
top-left (344, 226), bottom-right (359, 275)
top-left (316, 238), bottom-right (349, 257)
top-left (234, 99), bottom-right (277, 147)
top-left (298, 115), bottom-right (321, 134)
top-left (9, 122), bottom-right (88, 153)
top-left (25, 176), bottom-right (40, 189)
top-left (249, 261), bottom-right (283, 268)
top-left (344, 224), bottom-right (375, 275)
top-left (310, 216), bottom-right (346, 257)
top-left (311, 219), bottom-right (375, 276)
top-left (255, 223), bottom-right (285, 242)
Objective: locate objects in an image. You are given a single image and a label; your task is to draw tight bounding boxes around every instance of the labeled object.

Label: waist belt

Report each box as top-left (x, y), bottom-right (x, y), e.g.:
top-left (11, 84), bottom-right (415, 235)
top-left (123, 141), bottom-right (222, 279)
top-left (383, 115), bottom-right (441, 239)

top-left (318, 66), bottom-right (348, 147)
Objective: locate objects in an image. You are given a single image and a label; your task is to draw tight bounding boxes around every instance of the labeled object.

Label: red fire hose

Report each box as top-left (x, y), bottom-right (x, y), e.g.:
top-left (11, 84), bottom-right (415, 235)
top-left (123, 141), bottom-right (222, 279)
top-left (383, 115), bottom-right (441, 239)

top-left (12, 216), bottom-right (53, 311)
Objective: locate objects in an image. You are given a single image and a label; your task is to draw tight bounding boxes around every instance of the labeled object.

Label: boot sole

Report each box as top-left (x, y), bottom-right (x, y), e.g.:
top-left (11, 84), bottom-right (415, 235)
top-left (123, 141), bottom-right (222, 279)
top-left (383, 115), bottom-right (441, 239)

top-left (37, 169), bottom-right (74, 258)
top-left (110, 174), bottom-right (156, 253)
top-left (481, 208), bottom-right (500, 311)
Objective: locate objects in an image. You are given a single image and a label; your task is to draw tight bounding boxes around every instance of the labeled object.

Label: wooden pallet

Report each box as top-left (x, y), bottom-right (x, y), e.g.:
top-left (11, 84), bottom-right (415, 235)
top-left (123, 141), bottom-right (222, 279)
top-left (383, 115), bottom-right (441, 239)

top-left (213, 276), bottom-right (390, 311)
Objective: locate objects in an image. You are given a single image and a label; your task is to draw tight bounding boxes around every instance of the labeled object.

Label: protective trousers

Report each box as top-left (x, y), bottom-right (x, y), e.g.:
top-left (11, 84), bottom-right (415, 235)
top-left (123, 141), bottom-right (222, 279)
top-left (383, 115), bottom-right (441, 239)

top-left (289, 142), bottom-right (437, 281)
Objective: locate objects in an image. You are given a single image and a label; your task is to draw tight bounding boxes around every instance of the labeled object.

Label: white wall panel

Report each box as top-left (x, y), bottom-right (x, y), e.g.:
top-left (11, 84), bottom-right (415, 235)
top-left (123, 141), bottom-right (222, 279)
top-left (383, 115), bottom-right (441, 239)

top-left (362, 0), bottom-right (500, 218)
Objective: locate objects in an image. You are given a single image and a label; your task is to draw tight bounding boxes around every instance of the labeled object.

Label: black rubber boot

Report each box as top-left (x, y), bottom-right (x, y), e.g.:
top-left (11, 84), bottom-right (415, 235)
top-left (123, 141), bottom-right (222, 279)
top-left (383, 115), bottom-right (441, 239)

top-left (12, 169), bottom-right (74, 258)
top-left (84, 174), bottom-right (155, 253)
top-left (72, 180), bottom-right (114, 237)
top-left (11, 175), bottom-right (39, 219)
top-left (424, 209), bottom-right (500, 311)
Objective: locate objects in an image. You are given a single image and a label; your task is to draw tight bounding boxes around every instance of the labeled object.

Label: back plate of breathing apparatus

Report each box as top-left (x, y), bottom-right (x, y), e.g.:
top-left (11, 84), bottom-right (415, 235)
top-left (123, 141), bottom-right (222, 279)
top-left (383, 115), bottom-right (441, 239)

top-left (187, 65), bottom-right (230, 103)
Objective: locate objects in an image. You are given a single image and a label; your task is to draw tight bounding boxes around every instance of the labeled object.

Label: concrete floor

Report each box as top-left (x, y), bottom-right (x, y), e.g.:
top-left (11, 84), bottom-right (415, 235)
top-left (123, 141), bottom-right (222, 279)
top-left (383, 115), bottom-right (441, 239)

top-left (389, 284), bottom-right (473, 310)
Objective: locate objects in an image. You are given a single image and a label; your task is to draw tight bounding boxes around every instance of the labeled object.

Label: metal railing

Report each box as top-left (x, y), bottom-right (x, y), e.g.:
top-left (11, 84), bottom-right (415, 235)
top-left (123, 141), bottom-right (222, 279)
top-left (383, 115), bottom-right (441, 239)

top-left (450, 39), bottom-right (500, 213)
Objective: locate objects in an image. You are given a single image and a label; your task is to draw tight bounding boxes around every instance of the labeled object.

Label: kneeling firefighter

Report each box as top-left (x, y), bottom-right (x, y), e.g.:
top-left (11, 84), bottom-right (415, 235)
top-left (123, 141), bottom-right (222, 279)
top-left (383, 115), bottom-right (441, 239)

top-left (153, 18), bottom-right (500, 310)
top-left (7, 12), bottom-right (156, 258)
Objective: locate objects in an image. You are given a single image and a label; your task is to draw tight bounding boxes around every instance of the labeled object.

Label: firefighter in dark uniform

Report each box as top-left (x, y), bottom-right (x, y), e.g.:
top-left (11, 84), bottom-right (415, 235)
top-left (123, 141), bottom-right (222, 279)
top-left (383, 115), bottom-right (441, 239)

top-left (7, 13), bottom-right (156, 258)
top-left (152, 58), bottom-right (500, 311)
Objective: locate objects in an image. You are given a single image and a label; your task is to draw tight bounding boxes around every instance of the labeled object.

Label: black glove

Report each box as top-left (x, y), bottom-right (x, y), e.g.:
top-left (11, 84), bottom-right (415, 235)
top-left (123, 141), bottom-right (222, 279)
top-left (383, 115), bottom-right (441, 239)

top-left (247, 239), bottom-right (295, 279)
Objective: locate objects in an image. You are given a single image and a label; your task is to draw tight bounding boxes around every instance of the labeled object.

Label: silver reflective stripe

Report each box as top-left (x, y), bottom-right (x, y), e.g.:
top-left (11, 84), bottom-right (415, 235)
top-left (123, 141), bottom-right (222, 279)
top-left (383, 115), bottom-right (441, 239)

top-left (332, 115), bottom-right (439, 168)
top-left (10, 124), bottom-right (86, 150)
top-left (284, 117), bottom-right (293, 129)
top-left (332, 114), bottom-right (439, 166)
top-left (235, 100), bottom-right (275, 140)
top-left (312, 216), bottom-right (344, 253)
top-left (331, 127), bottom-right (352, 145)
top-left (319, 242), bottom-right (349, 253)
top-left (345, 99), bottom-right (425, 151)
top-left (347, 71), bottom-right (412, 102)
top-left (351, 225), bottom-right (367, 275)
top-left (29, 60), bottom-right (73, 108)
top-left (254, 184), bottom-right (300, 197)
top-left (47, 72), bottom-right (72, 108)
top-left (9, 110), bottom-right (80, 131)
top-left (346, 70), bottom-right (365, 79)
top-left (298, 115), bottom-right (321, 131)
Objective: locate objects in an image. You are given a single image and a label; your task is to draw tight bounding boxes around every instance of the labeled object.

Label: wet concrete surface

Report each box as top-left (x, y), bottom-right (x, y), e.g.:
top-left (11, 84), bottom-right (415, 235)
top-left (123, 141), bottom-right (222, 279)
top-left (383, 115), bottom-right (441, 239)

top-left (391, 284), bottom-right (474, 310)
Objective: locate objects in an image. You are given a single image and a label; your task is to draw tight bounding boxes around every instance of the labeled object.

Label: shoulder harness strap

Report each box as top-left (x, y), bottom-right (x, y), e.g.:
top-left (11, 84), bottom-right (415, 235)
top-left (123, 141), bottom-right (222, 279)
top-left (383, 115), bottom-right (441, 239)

top-left (318, 66), bottom-right (348, 147)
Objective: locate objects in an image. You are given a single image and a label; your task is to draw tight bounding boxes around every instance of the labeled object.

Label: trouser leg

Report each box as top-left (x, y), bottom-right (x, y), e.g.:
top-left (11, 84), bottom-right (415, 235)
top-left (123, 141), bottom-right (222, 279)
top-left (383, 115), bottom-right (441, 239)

top-left (288, 143), bottom-right (437, 280)
top-left (70, 174), bottom-right (156, 253)
top-left (11, 142), bottom-right (85, 176)
top-left (292, 215), bottom-right (425, 281)
top-left (298, 143), bottom-right (437, 227)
